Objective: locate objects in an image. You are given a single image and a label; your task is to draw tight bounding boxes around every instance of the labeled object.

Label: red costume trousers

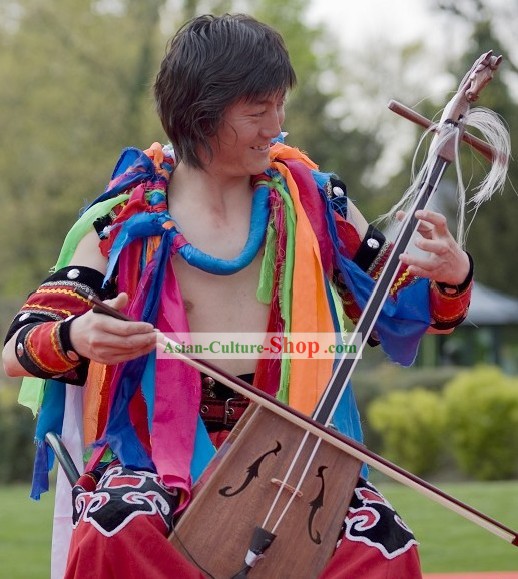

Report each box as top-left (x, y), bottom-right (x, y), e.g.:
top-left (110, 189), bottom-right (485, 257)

top-left (64, 464), bottom-right (422, 578)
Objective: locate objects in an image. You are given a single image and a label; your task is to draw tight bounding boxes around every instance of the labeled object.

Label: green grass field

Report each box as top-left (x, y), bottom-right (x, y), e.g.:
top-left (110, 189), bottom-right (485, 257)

top-left (377, 478), bottom-right (518, 573)
top-left (1, 481), bottom-right (517, 577)
top-left (0, 485), bottom-right (53, 578)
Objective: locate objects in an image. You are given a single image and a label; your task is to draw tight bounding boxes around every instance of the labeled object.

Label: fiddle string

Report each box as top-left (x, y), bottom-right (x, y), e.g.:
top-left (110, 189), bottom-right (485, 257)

top-left (260, 430), bottom-right (322, 532)
top-left (269, 437), bottom-right (324, 535)
top-left (260, 430), bottom-right (311, 528)
top-left (311, 142), bottom-right (450, 429)
top-left (152, 335), bottom-right (518, 547)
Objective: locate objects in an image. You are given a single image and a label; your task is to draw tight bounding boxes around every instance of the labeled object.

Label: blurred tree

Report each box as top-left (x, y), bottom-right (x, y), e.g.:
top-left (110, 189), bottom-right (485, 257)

top-left (365, 0), bottom-right (518, 294)
top-left (329, 38), bottom-right (443, 221)
top-left (0, 0), bottom-right (167, 301)
top-left (3, 0), bottom-right (514, 329)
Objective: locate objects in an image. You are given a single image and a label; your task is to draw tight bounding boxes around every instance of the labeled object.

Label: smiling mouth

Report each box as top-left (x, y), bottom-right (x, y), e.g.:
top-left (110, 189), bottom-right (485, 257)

top-left (251, 145), bottom-right (270, 151)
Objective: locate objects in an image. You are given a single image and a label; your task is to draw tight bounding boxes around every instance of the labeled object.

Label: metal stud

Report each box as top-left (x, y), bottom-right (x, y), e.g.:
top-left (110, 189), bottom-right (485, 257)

top-left (202, 376), bottom-right (216, 398)
top-left (367, 238), bottom-right (380, 249)
top-left (66, 351), bottom-right (80, 362)
top-left (67, 268), bottom-right (80, 280)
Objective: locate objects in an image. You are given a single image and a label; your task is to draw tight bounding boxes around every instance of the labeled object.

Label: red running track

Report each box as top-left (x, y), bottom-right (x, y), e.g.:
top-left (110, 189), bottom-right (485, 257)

top-left (424, 573), bottom-right (518, 578)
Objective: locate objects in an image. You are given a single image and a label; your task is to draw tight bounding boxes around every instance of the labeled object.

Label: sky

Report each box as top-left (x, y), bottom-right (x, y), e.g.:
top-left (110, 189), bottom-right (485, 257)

top-left (306, 0), bottom-right (514, 64)
top-left (303, 0), bottom-right (472, 114)
top-left (302, 0), bottom-right (460, 183)
top-left (307, 0), bottom-right (432, 47)
top-left (302, 0), bottom-right (516, 183)
top-left (303, 0), bottom-right (515, 130)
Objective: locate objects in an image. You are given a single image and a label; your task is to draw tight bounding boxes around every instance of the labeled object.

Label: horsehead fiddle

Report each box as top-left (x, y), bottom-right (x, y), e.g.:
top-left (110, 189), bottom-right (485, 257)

top-left (78, 52), bottom-right (517, 578)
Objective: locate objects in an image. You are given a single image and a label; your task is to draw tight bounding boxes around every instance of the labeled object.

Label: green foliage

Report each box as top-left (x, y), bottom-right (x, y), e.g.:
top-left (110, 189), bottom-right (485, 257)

top-left (443, 365), bottom-right (518, 480)
top-left (0, 386), bottom-right (36, 483)
top-left (0, 0), bottom-right (167, 297)
top-left (352, 358), bottom-right (460, 449)
top-left (367, 387), bottom-right (446, 475)
top-left (363, 363), bottom-right (518, 480)
top-left (1, 0), bottom-right (517, 304)
top-left (0, 0), bottom-right (374, 306)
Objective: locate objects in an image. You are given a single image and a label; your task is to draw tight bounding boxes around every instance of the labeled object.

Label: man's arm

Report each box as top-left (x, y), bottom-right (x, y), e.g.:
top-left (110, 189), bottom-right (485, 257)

top-left (2, 230), bottom-right (156, 381)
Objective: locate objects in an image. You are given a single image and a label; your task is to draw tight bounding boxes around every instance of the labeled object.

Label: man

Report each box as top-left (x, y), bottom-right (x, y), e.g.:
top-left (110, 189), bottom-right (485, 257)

top-left (3, 13), bottom-right (472, 578)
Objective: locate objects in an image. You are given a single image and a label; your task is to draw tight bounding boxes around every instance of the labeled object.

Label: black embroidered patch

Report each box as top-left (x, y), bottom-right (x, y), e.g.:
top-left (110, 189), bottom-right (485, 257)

top-left (340, 479), bottom-right (418, 559)
top-left (72, 465), bottom-right (177, 537)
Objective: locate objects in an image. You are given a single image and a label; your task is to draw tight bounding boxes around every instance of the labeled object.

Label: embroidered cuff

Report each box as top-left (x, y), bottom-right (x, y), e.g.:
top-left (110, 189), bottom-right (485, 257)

top-left (434, 253), bottom-right (474, 296)
top-left (430, 254), bottom-right (474, 330)
top-left (5, 265), bottom-right (110, 385)
top-left (5, 265), bottom-right (110, 345)
top-left (15, 318), bottom-right (87, 384)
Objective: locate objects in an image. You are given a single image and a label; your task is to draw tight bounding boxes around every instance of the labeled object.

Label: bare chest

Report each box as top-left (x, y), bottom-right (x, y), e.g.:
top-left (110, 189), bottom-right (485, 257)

top-left (172, 252), bottom-right (268, 332)
top-left (171, 252), bottom-right (269, 374)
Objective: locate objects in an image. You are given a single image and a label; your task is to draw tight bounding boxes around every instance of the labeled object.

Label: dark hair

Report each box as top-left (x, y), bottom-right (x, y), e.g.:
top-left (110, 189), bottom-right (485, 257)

top-left (154, 14), bottom-right (297, 168)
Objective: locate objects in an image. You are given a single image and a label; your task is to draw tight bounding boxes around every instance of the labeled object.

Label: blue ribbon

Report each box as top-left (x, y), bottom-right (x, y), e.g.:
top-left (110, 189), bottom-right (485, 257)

top-left (102, 228), bottom-right (175, 471)
top-left (176, 184), bottom-right (271, 275)
top-left (81, 148), bottom-right (157, 213)
top-left (30, 379), bottom-right (66, 500)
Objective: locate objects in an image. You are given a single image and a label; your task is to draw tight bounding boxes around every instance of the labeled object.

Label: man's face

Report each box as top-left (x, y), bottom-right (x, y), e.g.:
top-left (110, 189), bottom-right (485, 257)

top-left (204, 93), bottom-right (287, 177)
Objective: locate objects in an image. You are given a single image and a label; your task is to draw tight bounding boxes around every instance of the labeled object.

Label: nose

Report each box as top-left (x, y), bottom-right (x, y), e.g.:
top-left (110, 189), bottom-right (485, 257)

top-left (260, 108), bottom-right (283, 139)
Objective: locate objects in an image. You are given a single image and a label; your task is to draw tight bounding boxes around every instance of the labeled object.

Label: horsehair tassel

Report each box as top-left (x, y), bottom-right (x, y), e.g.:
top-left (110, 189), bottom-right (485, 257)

top-left (311, 52), bottom-right (501, 426)
top-left (385, 51), bottom-right (510, 249)
top-left (464, 106), bottom-right (510, 205)
top-left (387, 99), bottom-right (497, 162)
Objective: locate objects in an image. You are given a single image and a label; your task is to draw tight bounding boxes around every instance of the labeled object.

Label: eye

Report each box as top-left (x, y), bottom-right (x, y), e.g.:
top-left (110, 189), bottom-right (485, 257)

top-left (277, 94), bottom-right (287, 107)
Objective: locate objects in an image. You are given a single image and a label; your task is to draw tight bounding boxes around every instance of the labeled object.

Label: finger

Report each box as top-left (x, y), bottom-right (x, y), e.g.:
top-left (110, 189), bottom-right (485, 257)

top-left (71, 314), bottom-right (156, 361)
top-left (414, 210), bottom-right (449, 235)
top-left (415, 220), bottom-right (434, 239)
top-left (93, 292), bottom-right (133, 321)
top-left (104, 319), bottom-right (156, 337)
top-left (88, 334), bottom-right (158, 363)
top-left (405, 264), bottom-right (436, 280)
top-left (88, 293), bottom-right (154, 334)
top-left (93, 344), bottom-right (157, 365)
top-left (92, 330), bottom-right (157, 351)
top-left (413, 237), bottom-right (450, 255)
top-left (88, 313), bottom-right (155, 337)
top-left (400, 252), bottom-right (435, 273)
top-left (400, 256), bottom-right (442, 281)
top-left (104, 292), bottom-right (129, 311)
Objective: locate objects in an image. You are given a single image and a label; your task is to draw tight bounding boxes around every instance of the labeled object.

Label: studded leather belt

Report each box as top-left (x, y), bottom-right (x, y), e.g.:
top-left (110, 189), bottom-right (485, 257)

top-left (200, 397), bottom-right (250, 429)
top-left (200, 374), bottom-right (251, 431)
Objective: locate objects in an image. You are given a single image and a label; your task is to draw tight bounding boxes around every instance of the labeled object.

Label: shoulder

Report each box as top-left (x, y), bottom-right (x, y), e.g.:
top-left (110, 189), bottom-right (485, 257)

top-left (70, 229), bottom-right (108, 274)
